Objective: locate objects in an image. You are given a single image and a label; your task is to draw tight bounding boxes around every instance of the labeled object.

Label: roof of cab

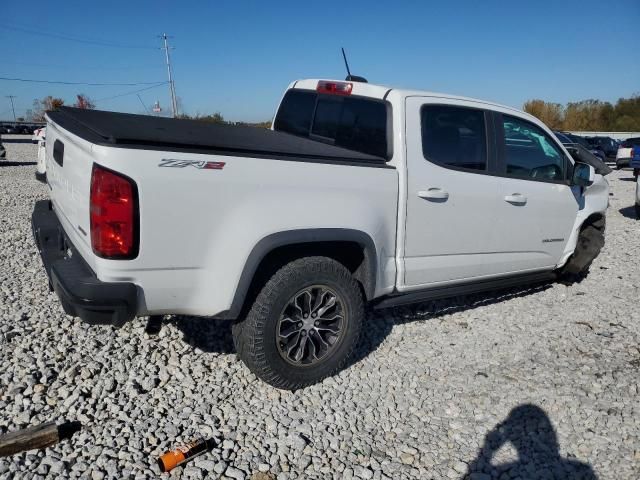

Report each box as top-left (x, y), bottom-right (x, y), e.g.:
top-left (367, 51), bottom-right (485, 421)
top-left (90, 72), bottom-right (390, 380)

top-left (291, 78), bottom-right (530, 119)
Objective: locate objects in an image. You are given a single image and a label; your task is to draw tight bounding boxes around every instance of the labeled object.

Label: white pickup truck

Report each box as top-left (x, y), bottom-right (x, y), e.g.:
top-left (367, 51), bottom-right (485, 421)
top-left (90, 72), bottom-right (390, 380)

top-left (32, 78), bottom-right (609, 389)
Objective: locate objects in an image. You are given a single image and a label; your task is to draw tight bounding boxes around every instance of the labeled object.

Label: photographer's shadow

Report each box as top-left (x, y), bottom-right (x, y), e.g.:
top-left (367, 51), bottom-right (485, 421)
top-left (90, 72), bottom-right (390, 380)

top-left (465, 404), bottom-right (597, 480)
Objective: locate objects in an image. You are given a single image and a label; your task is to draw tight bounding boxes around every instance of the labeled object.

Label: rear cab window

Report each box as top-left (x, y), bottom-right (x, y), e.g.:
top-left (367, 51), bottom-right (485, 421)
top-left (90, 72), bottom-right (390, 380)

top-left (273, 89), bottom-right (391, 159)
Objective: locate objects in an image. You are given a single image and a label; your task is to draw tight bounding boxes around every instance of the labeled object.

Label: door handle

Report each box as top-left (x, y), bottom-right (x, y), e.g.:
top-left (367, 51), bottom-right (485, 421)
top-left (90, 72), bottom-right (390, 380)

top-left (504, 193), bottom-right (527, 205)
top-left (418, 188), bottom-right (449, 200)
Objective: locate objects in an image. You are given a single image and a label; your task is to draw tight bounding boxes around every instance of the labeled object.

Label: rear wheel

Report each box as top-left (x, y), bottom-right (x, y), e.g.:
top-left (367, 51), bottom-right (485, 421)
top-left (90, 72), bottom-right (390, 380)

top-left (232, 256), bottom-right (364, 390)
top-left (635, 204), bottom-right (640, 219)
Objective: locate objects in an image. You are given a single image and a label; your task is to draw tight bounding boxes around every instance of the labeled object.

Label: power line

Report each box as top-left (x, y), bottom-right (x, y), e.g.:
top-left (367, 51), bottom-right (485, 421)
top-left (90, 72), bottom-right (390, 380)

top-left (136, 93), bottom-right (151, 115)
top-left (3, 60), bottom-right (162, 71)
top-left (0, 76), bottom-right (166, 86)
top-left (136, 94), bottom-right (150, 114)
top-left (0, 24), bottom-right (157, 49)
top-left (95, 82), bottom-right (168, 103)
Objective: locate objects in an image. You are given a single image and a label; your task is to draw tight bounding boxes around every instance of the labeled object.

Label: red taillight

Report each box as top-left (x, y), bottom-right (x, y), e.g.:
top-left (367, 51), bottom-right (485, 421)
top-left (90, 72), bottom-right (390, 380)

top-left (90, 164), bottom-right (138, 259)
top-left (316, 80), bottom-right (353, 96)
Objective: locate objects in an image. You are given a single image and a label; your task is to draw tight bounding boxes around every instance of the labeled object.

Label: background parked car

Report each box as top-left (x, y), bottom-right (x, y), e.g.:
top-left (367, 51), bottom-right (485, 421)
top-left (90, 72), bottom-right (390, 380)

top-left (32, 127), bottom-right (46, 144)
top-left (635, 179), bottom-right (640, 218)
top-left (629, 144), bottom-right (640, 180)
top-left (0, 134), bottom-right (5, 159)
top-left (553, 131), bottom-right (611, 175)
top-left (35, 129), bottom-right (47, 182)
top-left (557, 132), bottom-right (606, 162)
top-left (616, 137), bottom-right (640, 170)
top-left (586, 136), bottom-right (618, 158)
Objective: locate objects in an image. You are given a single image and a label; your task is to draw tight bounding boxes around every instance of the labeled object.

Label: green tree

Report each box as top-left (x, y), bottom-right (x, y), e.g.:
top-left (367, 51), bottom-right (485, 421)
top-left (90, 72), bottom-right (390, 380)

top-left (73, 94), bottom-right (95, 110)
top-left (612, 95), bottom-right (640, 131)
top-left (523, 100), bottom-right (564, 129)
top-left (522, 94), bottom-right (640, 132)
top-left (197, 112), bottom-right (226, 124)
top-left (178, 112), bottom-right (226, 124)
top-left (31, 96), bottom-right (65, 121)
top-left (563, 100), bottom-right (612, 131)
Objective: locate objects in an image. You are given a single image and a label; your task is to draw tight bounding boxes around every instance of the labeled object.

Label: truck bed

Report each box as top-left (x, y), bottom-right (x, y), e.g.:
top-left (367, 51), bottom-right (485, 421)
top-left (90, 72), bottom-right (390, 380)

top-left (47, 107), bottom-right (387, 165)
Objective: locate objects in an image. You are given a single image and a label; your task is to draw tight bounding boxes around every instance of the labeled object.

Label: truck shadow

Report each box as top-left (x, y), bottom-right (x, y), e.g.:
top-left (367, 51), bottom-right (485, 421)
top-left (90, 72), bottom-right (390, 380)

top-left (1, 138), bottom-right (34, 144)
top-left (345, 282), bottom-right (553, 369)
top-left (174, 282), bottom-right (553, 366)
top-left (0, 161), bottom-right (37, 167)
top-left (462, 403), bottom-right (598, 479)
top-left (174, 316), bottom-right (236, 354)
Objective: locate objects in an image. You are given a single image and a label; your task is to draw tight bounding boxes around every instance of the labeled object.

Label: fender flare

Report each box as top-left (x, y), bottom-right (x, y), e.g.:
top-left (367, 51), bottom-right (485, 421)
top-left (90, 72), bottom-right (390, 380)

top-left (223, 228), bottom-right (378, 319)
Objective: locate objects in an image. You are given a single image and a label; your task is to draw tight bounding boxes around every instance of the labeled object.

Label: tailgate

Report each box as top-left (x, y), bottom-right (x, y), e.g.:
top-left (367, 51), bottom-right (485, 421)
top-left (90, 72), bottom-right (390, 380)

top-left (45, 116), bottom-right (95, 256)
top-left (617, 147), bottom-right (632, 159)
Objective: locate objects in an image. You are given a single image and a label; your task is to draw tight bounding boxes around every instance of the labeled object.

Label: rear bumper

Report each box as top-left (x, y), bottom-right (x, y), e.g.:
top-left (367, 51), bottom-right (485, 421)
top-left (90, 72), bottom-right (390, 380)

top-left (31, 200), bottom-right (137, 326)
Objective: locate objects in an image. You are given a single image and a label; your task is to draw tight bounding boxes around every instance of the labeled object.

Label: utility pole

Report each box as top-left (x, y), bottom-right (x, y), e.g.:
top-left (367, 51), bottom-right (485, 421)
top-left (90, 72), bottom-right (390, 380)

top-left (5, 96), bottom-right (16, 122)
top-left (160, 33), bottom-right (178, 118)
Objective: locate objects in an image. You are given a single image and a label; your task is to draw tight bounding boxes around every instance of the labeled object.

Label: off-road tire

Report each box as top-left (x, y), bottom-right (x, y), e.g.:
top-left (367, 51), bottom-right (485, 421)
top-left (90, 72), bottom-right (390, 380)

top-left (232, 256), bottom-right (364, 390)
top-left (559, 220), bottom-right (605, 282)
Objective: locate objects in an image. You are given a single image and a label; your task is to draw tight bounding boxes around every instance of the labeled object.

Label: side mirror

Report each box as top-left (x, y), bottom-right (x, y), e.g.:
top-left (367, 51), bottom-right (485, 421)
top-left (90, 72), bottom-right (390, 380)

top-left (572, 162), bottom-right (595, 187)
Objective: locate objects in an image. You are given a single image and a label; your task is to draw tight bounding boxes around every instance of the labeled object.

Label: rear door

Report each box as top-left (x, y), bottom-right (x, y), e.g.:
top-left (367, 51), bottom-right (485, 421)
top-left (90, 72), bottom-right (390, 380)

top-left (492, 113), bottom-right (578, 271)
top-left (403, 98), bottom-right (503, 287)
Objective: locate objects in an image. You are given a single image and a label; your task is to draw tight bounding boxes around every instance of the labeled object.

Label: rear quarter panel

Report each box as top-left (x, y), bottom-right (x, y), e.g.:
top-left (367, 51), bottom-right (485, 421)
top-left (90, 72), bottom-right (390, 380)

top-left (88, 146), bottom-right (399, 316)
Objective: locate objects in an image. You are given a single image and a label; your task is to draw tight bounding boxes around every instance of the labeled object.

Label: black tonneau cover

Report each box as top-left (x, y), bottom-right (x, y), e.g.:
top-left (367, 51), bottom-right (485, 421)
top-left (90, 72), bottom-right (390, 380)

top-left (47, 107), bottom-right (387, 165)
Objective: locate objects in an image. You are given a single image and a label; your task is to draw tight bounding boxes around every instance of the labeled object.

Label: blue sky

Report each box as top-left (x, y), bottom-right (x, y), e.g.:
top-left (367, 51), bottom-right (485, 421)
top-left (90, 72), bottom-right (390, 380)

top-left (1, 0), bottom-right (638, 122)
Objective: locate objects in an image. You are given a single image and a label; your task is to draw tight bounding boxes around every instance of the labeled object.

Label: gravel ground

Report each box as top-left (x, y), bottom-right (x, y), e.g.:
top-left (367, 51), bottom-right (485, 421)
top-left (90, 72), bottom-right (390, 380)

top-left (0, 135), bottom-right (639, 480)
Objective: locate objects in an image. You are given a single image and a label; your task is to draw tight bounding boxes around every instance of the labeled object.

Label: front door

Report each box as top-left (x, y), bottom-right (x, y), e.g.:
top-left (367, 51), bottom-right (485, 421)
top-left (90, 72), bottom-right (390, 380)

top-left (492, 113), bottom-right (579, 271)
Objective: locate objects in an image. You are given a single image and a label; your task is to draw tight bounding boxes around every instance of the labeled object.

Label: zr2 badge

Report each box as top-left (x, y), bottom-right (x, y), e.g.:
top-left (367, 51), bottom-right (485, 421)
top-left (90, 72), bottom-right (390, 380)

top-left (159, 159), bottom-right (225, 170)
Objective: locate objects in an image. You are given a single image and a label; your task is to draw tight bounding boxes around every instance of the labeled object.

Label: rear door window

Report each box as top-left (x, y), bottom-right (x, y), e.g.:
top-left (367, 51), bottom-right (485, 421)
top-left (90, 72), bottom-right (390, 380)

top-left (421, 105), bottom-right (487, 171)
top-left (274, 90), bottom-right (390, 158)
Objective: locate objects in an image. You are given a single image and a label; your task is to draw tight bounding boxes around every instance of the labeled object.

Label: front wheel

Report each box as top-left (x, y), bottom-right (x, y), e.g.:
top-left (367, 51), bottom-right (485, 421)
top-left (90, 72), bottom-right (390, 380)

top-left (559, 221), bottom-right (605, 282)
top-left (232, 256), bottom-right (364, 390)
